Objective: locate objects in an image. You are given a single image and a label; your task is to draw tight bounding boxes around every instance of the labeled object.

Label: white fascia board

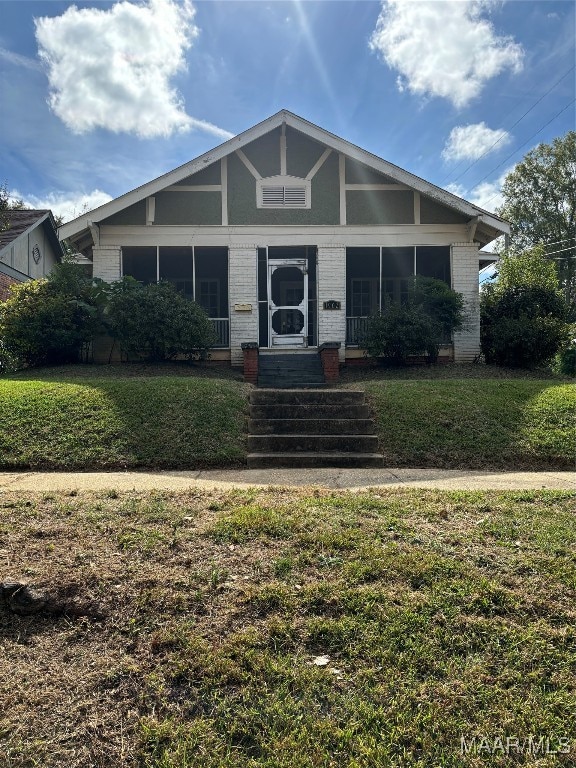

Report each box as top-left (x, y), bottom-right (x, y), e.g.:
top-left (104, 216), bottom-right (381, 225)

top-left (59, 107), bottom-right (509, 242)
top-left (59, 111), bottom-right (287, 241)
top-left (282, 112), bottom-right (510, 236)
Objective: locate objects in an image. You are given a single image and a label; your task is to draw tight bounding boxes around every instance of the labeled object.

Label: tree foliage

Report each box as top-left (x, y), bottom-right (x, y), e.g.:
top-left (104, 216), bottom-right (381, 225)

top-left (0, 182), bottom-right (26, 232)
top-left (497, 132), bottom-right (576, 314)
top-left (481, 247), bottom-right (568, 368)
top-left (365, 277), bottom-right (464, 364)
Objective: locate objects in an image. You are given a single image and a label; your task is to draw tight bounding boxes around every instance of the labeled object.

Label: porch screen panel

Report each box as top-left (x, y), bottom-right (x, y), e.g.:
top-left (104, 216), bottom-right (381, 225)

top-left (258, 248), bottom-right (268, 347)
top-left (306, 246), bottom-right (317, 347)
top-left (346, 248), bottom-right (380, 316)
top-left (194, 247), bottom-right (228, 318)
top-left (416, 246), bottom-right (451, 286)
top-left (381, 247), bottom-right (413, 307)
top-left (122, 246), bottom-right (157, 284)
top-left (159, 246), bottom-right (193, 298)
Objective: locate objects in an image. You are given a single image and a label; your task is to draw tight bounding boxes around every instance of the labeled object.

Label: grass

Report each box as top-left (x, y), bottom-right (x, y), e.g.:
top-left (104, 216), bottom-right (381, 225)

top-left (0, 363), bottom-right (574, 470)
top-left (0, 487), bottom-right (575, 766)
top-left (342, 368), bottom-right (575, 470)
top-left (0, 365), bottom-right (249, 469)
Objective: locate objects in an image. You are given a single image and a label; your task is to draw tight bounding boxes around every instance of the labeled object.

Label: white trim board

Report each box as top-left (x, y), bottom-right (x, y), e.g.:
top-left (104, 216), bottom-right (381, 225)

top-left (59, 109), bottom-right (509, 242)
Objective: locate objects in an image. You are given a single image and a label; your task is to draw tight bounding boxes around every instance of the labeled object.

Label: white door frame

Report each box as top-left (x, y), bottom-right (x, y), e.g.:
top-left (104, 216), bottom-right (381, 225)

top-left (267, 258), bottom-right (308, 347)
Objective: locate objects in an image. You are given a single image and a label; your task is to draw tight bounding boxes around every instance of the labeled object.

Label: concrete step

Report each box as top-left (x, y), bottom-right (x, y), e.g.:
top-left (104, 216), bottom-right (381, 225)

top-left (249, 404), bottom-right (371, 419)
top-left (250, 389), bottom-right (365, 406)
top-left (248, 418), bottom-right (376, 435)
top-left (247, 452), bottom-right (385, 469)
top-left (247, 434), bottom-right (380, 452)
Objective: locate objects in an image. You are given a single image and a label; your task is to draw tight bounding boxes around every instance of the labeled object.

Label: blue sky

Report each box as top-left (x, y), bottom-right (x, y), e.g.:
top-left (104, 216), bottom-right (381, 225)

top-left (1, 0), bottom-right (574, 224)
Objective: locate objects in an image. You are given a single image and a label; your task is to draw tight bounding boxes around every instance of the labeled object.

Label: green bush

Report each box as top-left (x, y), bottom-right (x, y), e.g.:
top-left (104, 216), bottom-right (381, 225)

top-left (365, 277), bottom-right (464, 364)
top-left (481, 249), bottom-right (569, 369)
top-left (0, 276), bottom-right (100, 368)
top-left (105, 278), bottom-right (217, 361)
top-left (554, 328), bottom-right (576, 376)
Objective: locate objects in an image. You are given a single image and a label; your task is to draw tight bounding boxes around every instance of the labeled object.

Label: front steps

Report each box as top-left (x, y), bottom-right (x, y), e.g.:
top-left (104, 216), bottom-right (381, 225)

top-left (258, 352), bottom-right (325, 388)
top-left (247, 389), bottom-right (384, 468)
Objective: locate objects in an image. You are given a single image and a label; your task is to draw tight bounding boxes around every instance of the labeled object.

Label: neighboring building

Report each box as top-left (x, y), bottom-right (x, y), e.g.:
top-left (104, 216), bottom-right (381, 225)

top-left (58, 110), bottom-right (509, 365)
top-left (0, 209), bottom-right (63, 300)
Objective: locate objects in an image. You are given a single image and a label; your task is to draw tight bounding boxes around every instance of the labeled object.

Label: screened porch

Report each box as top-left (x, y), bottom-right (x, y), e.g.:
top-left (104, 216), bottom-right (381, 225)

top-left (121, 245), bottom-right (229, 347)
top-left (345, 246), bottom-right (451, 346)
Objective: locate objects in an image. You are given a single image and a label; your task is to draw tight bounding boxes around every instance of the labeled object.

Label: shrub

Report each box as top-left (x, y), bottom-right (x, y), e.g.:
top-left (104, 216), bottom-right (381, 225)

top-left (481, 248), bottom-right (569, 369)
top-left (364, 304), bottom-right (441, 364)
top-left (0, 278), bottom-right (98, 368)
top-left (365, 277), bottom-right (464, 364)
top-left (0, 262), bottom-right (105, 369)
top-left (105, 278), bottom-right (217, 361)
top-left (554, 328), bottom-right (576, 376)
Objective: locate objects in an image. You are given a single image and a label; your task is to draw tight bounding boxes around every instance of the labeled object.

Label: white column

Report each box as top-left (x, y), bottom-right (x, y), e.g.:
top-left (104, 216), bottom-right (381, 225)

top-left (317, 245), bottom-right (346, 360)
top-left (229, 245), bottom-right (258, 365)
top-left (92, 245), bottom-right (121, 281)
top-left (451, 242), bottom-right (481, 362)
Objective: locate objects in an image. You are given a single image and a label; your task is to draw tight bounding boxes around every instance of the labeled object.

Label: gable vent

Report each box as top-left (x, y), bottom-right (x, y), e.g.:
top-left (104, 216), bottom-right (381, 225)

top-left (257, 176), bottom-right (311, 209)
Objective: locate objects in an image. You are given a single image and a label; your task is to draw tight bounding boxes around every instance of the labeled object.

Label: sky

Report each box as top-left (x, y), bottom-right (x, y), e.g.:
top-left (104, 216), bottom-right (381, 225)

top-left (0, 0), bottom-right (574, 227)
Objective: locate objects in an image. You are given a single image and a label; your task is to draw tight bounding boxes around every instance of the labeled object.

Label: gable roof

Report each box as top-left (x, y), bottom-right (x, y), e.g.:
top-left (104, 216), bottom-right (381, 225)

top-left (0, 209), bottom-right (63, 260)
top-left (59, 110), bottom-right (509, 245)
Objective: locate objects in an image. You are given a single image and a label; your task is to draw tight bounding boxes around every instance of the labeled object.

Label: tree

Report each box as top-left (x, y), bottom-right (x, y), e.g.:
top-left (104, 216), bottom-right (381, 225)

top-left (0, 182), bottom-right (26, 232)
top-left (481, 246), bottom-right (568, 368)
top-left (497, 132), bottom-right (576, 315)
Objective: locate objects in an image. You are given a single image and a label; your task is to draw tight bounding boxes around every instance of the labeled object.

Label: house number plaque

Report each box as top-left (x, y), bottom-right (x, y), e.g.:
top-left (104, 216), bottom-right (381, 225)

top-left (323, 300), bottom-right (341, 310)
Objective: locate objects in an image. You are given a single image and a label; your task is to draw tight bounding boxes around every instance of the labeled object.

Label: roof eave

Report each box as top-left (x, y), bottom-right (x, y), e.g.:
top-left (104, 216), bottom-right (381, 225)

top-left (58, 108), bottom-right (510, 242)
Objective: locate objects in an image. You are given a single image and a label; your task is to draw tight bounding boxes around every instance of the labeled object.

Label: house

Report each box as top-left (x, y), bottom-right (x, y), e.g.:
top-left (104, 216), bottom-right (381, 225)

top-left (58, 110), bottom-right (509, 368)
top-left (0, 210), bottom-right (63, 301)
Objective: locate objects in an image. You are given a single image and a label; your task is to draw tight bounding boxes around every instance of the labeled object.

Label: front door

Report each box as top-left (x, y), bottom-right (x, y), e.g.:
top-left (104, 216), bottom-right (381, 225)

top-left (268, 258), bottom-right (308, 347)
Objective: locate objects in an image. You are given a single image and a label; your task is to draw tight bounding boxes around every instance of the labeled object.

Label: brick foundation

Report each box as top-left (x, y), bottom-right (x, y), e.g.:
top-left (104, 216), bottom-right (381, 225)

top-left (241, 343), bottom-right (259, 384)
top-left (319, 342), bottom-right (340, 382)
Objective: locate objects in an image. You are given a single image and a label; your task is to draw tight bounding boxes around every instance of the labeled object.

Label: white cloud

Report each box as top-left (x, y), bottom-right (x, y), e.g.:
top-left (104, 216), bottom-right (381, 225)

top-left (13, 189), bottom-right (114, 224)
top-left (442, 122), bottom-right (512, 162)
top-left (443, 167), bottom-right (515, 213)
top-left (369, 0), bottom-right (524, 108)
top-left (0, 47), bottom-right (42, 71)
top-left (34, 0), bottom-right (233, 140)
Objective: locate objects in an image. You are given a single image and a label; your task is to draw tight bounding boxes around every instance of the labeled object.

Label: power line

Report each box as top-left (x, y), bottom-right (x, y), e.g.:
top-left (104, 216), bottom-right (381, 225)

top-left (468, 98), bottom-right (576, 193)
top-left (442, 65), bottom-right (575, 186)
top-left (545, 245), bottom-right (576, 257)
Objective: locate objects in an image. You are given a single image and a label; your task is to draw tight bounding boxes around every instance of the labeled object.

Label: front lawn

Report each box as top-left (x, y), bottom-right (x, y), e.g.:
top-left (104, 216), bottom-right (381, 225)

top-left (350, 374), bottom-right (575, 469)
top-left (0, 363), bottom-right (573, 470)
top-left (0, 365), bottom-right (249, 469)
top-left (1, 488), bottom-right (574, 766)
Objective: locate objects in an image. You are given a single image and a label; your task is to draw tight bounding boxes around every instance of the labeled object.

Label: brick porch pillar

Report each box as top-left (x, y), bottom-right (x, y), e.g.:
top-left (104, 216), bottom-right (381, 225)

top-left (319, 342), bottom-right (340, 382)
top-left (241, 342), bottom-right (259, 384)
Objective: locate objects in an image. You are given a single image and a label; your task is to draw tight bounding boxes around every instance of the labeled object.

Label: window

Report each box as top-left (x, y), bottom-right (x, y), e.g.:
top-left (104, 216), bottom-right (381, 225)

top-left (351, 279), bottom-right (374, 317)
top-left (197, 279), bottom-right (220, 318)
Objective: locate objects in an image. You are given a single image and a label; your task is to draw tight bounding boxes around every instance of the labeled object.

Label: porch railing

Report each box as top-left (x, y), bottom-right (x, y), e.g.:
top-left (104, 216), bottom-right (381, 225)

top-left (346, 316), bottom-right (369, 346)
top-left (210, 318), bottom-right (230, 348)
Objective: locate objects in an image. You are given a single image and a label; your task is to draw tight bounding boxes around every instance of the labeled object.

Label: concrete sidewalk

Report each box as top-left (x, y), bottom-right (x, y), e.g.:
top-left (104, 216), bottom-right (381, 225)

top-left (0, 467), bottom-right (574, 492)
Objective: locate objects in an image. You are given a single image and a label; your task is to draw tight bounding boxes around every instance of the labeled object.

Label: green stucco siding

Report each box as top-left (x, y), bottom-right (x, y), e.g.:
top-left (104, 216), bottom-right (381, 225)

top-left (175, 161), bottom-right (221, 186)
top-left (286, 126), bottom-right (326, 178)
top-left (241, 128), bottom-right (281, 179)
top-left (346, 190), bottom-right (414, 225)
top-left (420, 195), bottom-right (469, 224)
top-left (345, 157), bottom-right (398, 185)
top-left (154, 191), bottom-right (221, 225)
top-left (227, 150), bottom-right (339, 225)
top-left (103, 199), bottom-right (146, 225)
